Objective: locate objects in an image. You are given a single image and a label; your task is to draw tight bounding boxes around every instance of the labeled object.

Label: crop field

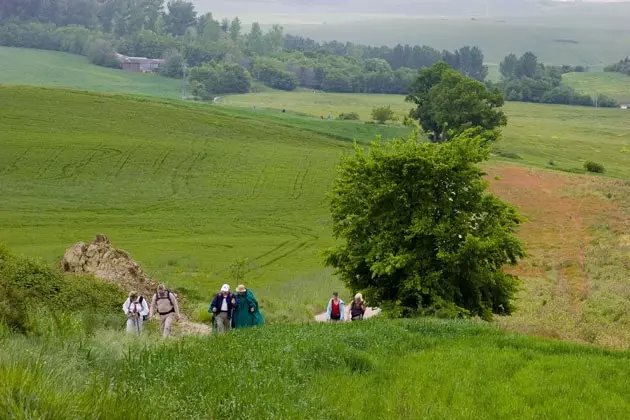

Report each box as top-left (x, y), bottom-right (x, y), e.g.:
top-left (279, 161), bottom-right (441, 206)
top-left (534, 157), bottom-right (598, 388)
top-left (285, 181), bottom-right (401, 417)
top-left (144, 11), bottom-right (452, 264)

top-left (0, 86), bottom-right (353, 322)
top-left (0, 47), bottom-right (182, 99)
top-left (563, 72), bottom-right (630, 105)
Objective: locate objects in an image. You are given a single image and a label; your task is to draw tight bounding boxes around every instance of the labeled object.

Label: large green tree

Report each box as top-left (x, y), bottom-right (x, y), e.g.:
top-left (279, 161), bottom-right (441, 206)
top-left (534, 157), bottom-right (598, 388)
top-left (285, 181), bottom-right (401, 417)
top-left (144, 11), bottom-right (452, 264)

top-left (406, 62), bottom-right (506, 142)
top-left (325, 130), bottom-right (525, 319)
top-left (164, 0), bottom-right (196, 36)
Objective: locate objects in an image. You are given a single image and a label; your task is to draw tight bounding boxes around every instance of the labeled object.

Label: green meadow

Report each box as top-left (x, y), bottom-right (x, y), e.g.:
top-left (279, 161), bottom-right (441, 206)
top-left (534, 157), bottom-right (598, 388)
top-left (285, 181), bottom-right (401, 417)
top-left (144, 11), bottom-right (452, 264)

top-left (563, 72), bottom-right (630, 105)
top-left (2, 316), bottom-right (630, 419)
top-left (2, 83), bottom-right (630, 417)
top-left (0, 46), bottom-right (182, 99)
top-left (222, 90), bottom-right (630, 178)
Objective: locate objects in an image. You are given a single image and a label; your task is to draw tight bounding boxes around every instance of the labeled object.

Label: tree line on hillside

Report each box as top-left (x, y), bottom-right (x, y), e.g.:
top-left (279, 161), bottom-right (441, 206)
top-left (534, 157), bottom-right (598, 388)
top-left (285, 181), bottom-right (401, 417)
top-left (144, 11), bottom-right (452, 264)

top-left (492, 52), bottom-right (617, 107)
top-left (0, 0), bottom-right (487, 97)
top-left (605, 57), bottom-right (630, 76)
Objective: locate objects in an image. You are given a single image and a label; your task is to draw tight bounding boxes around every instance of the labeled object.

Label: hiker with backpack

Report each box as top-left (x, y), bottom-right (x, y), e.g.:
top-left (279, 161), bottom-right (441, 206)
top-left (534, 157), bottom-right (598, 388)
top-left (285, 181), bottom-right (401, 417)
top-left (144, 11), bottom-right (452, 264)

top-left (123, 291), bottom-right (149, 335)
top-left (149, 284), bottom-right (180, 338)
top-left (350, 293), bottom-right (367, 321)
top-left (232, 284), bottom-right (264, 329)
top-left (326, 292), bottom-right (345, 322)
top-left (209, 284), bottom-right (237, 334)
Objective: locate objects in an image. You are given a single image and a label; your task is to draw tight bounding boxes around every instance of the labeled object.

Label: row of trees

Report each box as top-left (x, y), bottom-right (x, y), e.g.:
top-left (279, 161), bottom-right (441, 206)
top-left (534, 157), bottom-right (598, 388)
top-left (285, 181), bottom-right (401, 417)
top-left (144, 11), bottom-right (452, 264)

top-left (0, 0), bottom-right (491, 96)
top-left (494, 52), bottom-right (617, 107)
top-left (605, 57), bottom-right (630, 76)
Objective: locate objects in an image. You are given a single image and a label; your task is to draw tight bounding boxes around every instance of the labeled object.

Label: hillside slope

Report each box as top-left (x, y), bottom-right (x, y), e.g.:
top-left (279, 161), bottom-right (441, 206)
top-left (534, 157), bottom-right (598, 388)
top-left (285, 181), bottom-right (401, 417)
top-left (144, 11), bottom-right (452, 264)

top-left (0, 86), bottom-right (351, 321)
top-left (563, 72), bottom-right (630, 104)
top-left (0, 47), bottom-right (181, 99)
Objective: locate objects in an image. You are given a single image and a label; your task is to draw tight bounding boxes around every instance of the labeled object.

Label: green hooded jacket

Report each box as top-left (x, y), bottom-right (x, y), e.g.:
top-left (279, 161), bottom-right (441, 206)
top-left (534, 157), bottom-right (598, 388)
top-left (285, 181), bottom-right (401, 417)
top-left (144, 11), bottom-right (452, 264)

top-left (233, 289), bottom-right (264, 328)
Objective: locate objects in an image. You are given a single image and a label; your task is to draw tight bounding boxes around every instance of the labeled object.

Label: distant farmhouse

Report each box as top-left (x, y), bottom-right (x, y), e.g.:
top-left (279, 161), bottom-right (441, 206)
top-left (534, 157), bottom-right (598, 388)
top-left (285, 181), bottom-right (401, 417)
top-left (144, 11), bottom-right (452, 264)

top-left (115, 53), bottom-right (164, 73)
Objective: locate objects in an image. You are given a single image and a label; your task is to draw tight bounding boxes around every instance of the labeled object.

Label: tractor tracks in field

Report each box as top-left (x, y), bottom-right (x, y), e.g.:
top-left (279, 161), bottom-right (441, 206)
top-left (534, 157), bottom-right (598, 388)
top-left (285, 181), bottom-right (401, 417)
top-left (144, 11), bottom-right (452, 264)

top-left (291, 158), bottom-right (311, 200)
top-left (0, 147), bottom-right (32, 177)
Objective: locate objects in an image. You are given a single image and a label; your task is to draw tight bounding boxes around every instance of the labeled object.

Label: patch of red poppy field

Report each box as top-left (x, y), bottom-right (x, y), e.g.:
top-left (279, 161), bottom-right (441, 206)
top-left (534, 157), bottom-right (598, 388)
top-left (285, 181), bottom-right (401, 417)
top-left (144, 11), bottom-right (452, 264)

top-left (486, 164), bottom-right (630, 349)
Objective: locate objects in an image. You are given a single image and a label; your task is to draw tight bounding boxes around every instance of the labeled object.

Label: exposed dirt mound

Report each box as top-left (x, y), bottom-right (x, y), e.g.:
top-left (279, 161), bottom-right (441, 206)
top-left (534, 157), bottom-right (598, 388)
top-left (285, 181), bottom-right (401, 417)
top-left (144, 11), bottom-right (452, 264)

top-left (61, 234), bottom-right (158, 299)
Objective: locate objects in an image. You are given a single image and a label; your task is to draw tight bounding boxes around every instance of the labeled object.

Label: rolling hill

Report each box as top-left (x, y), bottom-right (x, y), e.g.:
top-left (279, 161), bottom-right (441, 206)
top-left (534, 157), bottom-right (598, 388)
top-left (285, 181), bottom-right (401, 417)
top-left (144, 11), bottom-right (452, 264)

top-left (2, 85), bottom-right (630, 417)
top-left (0, 46), bottom-right (182, 99)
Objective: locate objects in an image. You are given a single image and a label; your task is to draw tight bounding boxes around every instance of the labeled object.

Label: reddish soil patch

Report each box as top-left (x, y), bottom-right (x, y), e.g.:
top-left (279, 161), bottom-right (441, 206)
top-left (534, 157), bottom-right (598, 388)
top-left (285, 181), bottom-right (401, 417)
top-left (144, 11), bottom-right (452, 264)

top-left (486, 165), bottom-right (615, 316)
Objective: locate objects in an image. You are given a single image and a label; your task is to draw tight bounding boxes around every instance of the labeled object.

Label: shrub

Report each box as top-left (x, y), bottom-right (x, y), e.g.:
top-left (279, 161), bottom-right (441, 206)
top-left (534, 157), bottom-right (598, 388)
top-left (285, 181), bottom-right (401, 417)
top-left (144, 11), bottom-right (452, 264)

top-left (86, 39), bottom-right (120, 69)
top-left (0, 245), bottom-right (123, 334)
top-left (371, 105), bottom-right (395, 124)
top-left (159, 49), bottom-right (184, 78)
top-left (584, 161), bottom-right (605, 173)
top-left (337, 112), bottom-right (360, 121)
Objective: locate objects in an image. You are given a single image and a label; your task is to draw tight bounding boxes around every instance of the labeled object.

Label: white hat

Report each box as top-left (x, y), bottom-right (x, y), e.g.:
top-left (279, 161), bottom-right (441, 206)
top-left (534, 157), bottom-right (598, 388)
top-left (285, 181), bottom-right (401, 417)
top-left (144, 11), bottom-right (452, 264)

top-left (221, 284), bottom-right (230, 292)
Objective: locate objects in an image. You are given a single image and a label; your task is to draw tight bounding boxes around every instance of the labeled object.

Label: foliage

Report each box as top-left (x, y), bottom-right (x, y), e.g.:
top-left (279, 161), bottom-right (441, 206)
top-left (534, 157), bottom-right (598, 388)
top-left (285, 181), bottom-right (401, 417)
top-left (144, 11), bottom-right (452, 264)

top-left (85, 39), bottom-right (119, 68)
top-left (160, 48), bottom-right (184, 78)
top-left (337, 112), bottom-right (360, 121)
top-left (251, 57), bottom-right (298, 91)
top-left (407, 62), bottom-right (507, 142)
top-left (325, 130), bottom-right (525, 319)
top-left (0, 245), bottom-right (122, 333)
top-left (371, 106), bottom-right (395, 124)
top-left (164, 0), bottom-right (197, 37)
top-left (584, 161), bottom-right (605, 173)
top-left (188, 62), bottom-right (251, 97)
top-left (497, 52), bottom-right (617, 107)
top-left (605, 57), bottom-right (630, 76)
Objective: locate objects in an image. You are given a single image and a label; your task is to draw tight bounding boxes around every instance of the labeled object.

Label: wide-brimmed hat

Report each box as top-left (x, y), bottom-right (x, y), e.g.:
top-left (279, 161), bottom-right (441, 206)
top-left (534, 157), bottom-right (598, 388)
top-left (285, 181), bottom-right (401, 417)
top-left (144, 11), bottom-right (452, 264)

top-left (355, 293), bottom-right (363, 302)
top-left (221, 284), bottom-right (230, 292)
top-left (236, 284), bottom-right (246, 293)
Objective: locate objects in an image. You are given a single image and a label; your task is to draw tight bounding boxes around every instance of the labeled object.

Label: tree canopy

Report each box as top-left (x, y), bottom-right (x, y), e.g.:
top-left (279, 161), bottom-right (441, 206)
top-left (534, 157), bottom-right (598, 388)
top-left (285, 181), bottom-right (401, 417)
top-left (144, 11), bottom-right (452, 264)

top-left (325, 130), bottom-right (525, 320)
top-left (406, 62), bottom-right (506, 142)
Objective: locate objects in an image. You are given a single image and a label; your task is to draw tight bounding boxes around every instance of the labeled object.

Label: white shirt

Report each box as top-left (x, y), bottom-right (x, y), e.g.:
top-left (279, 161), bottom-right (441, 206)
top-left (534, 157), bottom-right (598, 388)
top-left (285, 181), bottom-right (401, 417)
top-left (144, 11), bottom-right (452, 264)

top-left (123, 297), bottom-right (149, 317)
top-left (220, 297), bottom-right (228, 312)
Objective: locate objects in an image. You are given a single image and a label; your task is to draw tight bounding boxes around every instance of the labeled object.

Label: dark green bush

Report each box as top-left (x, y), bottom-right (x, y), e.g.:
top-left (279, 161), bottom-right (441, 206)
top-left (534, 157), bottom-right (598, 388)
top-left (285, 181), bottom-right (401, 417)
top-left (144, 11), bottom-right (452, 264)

top-left (337, 112), bottom-right (360, 121)
top-left (86, 39), bottom-right (120, 69)
top-left (0, 245), bottom-right (123, 334)
top-left (584, 161), bottom-right (605, 173)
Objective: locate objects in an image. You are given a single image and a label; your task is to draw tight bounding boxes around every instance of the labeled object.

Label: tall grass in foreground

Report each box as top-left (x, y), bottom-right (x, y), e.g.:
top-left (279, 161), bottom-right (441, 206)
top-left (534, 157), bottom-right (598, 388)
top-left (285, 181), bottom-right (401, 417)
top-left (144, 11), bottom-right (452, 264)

top-left (1, 317), bottom-right (629, 419)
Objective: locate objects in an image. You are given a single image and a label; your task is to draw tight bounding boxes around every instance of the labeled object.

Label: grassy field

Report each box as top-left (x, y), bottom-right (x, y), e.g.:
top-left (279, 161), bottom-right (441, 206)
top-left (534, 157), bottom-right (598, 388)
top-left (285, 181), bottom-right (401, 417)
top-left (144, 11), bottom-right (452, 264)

top-left (0, 86), bottom-right (414, 323)
top-left (2, 314), bottom-right (630, 418)
top-left (0, 47), bottom-right (182, 99)
top-left (222, 91), bottom-right (630, 178)
top-left (3, 86), bottom-right (630, 347)
top-left (563, 72), bottom-right (630, 105)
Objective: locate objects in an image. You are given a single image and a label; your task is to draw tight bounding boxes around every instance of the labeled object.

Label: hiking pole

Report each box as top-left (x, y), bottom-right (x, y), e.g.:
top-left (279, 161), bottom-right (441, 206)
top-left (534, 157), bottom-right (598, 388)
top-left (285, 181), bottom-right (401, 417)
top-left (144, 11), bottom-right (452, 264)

top-left (136, 315), bottom-right (140, 336)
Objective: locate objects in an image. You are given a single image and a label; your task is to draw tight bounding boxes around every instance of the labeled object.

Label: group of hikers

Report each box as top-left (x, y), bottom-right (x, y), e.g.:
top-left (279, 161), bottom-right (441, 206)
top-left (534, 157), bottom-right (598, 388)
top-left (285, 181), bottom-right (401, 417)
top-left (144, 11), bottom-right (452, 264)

top-left (123, 283), bottom-right (264, 337)
top-left (123, 285), bottom-right (367, 337)
top-left (326, 292), bottom-right (367, 322)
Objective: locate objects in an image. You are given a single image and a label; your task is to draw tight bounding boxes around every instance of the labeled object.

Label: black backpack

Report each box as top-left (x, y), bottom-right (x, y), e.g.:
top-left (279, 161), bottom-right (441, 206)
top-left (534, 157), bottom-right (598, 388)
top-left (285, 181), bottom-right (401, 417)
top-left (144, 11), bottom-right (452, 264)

top-left (138, 296), bottom-right (148, 321)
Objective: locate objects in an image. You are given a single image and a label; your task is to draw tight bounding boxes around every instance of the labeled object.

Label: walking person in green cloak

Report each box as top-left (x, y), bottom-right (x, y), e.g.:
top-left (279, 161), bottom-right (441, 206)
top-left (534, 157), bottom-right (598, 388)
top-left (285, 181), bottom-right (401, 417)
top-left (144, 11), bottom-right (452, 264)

top-left (233, 284), bottom-right (264, 329)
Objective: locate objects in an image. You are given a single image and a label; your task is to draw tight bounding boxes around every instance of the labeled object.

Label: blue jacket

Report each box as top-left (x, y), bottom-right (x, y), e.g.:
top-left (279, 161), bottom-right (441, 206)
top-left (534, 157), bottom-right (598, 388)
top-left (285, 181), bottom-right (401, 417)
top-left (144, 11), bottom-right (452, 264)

top-left (326, 298), bottom-right (345, 320)
top-left (209, 293), bottom-right (237, 319)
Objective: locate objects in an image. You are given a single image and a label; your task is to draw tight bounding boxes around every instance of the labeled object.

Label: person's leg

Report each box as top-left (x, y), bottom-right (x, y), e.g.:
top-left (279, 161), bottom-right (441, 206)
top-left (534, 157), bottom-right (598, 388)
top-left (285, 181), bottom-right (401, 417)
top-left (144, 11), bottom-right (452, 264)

top-left (216, 313), bottom-right (227, 334)
top-left (126, 318), bottom-right (135, 334)
top-left (163, 314), bottom-right (174, 337)
top-left (160, 314), bottom-right (167, 336)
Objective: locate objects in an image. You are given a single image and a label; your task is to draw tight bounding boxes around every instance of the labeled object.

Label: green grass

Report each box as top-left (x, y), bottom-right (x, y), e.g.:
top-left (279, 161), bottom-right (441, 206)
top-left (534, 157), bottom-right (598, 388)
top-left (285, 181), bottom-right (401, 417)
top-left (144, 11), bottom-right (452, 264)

top-left (223, 90), bottom-right (630, 178)
top-left (563, 72), bottom-right (630, 105)
top-left (2, 316), bottom-right (629, 418)
top-left (0, 86), bottom-right (355, 321)
top-left (0, 46), bottom-right (182, 99)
